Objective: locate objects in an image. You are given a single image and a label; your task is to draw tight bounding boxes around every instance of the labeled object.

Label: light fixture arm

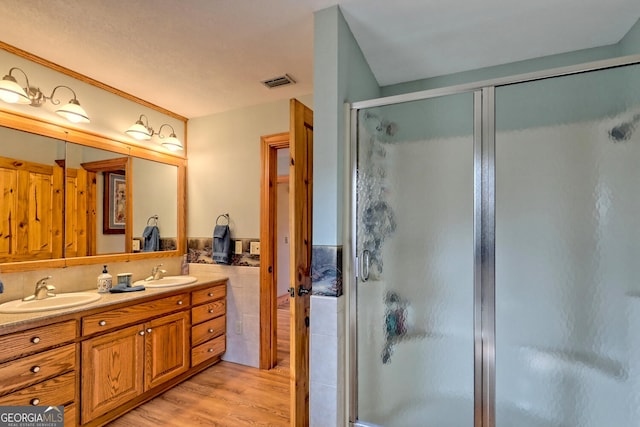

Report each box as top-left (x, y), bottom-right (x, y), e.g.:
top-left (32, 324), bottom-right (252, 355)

top-left (136, 114), bottom-right (153, 134)
top-left (46, 85), bottom-right (79, 106)
top-left (157, 123), bottom-right (177, 138)
top-left (6, 67), bottom-right (33, 90)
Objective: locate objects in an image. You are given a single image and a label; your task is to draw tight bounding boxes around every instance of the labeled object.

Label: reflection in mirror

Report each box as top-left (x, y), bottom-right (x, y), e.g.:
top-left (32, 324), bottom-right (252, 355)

top-left (132, 157), bottom-right (178, 252)
top-left (65, 143), bottom-right (129, 256)
top-left (0, 126), bottom-right (65, 262)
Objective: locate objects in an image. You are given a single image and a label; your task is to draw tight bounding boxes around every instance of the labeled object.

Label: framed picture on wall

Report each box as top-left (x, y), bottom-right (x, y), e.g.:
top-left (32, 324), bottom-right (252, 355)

top-left (103, 171), bottom-right (126, 234)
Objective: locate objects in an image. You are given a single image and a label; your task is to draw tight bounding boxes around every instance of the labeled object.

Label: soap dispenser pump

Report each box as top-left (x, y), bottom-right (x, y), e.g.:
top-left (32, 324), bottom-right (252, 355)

top-left (97, 265), bottom-right (112, 293)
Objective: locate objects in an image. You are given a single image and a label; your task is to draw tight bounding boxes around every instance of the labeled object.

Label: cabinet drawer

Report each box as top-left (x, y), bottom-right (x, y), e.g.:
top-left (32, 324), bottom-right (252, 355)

top-left (192, 299), bottom-right (226, 324)
top-left (192, 284), bottom-right (226, 305)
top-left (82, 293), bottom-right (189, 335)
top-left (65, 403), bottom-right (77, 427)
top-left (0, 371), bottom-right (75, 406)
top-left (0, 344), bottom-right (76, 396)
top-left (191, 335), bottom-right (225, 366)
top-left (191, 316), bottom-right (225, 347)
top-left (0, 320), bottom-right (76, 363)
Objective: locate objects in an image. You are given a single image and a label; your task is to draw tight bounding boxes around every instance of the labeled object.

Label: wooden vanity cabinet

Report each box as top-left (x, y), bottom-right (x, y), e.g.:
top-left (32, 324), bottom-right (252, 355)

top-left (191, 283), bottom-right (226, 366)
top-left (0, 320), bottom-right (77, 425)
top-left (80, 296), bottom-right (190, 424)
top-left (0, 278), bottom-right (227, 427)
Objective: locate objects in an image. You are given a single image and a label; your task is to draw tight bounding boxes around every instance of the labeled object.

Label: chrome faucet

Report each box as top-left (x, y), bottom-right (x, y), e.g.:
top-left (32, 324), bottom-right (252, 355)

top-left (23, 276), bottom-right (56, 301)
top-left (146, 264), bottom-right (167, 281)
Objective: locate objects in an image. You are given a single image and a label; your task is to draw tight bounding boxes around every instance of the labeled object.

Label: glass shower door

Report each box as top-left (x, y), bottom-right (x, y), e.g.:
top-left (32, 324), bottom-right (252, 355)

top-left (354, 93), bottom-right (475, 426)
top-left (495, 64), bottom-right (640, 426)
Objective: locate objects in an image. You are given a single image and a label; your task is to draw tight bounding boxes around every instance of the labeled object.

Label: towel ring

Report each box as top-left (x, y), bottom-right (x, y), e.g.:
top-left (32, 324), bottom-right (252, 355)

top-left (216, 213), bottom-right (229, 226)
top-left (147, 215), bottom-right (158, 226)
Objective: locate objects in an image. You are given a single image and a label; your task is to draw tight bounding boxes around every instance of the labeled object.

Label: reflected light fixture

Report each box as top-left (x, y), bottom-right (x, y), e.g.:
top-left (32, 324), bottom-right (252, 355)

top-left (0, 67), bottom-right (90, 123)
top-left (125, 114), bottom-right (183, 151)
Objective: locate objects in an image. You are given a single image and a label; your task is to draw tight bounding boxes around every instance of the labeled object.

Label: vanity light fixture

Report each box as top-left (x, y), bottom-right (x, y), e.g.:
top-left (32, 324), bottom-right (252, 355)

top-left (125, 114), bottom-right (183, 151)
top-left (0, 67), bottom-right (90, 123)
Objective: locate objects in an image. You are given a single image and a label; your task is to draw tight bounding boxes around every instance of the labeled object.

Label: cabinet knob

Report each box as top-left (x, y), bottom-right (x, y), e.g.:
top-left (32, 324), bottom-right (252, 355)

top-left (30, 398), bottom-right (40, 406)
top-left (99, 320), bottom-right (107, 326)
top-left (139, 330), bottom-right (145, 336)
top-left (31, 337), bottom-right (41, 344)
top-left (177, 300), bottom-right (183, 305)
top-left (208, 309), bottom-right (214, 314)
top-left (208, 348), bottom-right (214, 353)
top-left (146, 328), bottom-right (152, 334)
top-left (31, 366), bottom-right (41, 373)
top-left (208, 292), bottom-right (214, 297)
top-left (208, 328), bottom-right (214, 333)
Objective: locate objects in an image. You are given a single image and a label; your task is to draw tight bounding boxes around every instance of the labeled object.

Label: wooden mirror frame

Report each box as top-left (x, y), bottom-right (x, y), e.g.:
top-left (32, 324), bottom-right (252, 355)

top-left (0, 109), bottom-right (186, 273)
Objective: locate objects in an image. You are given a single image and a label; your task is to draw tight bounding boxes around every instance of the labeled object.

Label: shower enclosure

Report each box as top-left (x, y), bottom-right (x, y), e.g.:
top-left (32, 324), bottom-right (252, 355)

top-left (349, 56), bottom-right (640, 427)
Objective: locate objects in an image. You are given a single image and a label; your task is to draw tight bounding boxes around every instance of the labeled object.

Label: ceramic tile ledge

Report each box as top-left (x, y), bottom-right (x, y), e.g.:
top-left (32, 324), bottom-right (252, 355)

top-left (187, 237), bottom-right (260, 266)
top-left (311, 245), bottom-right (343, 297)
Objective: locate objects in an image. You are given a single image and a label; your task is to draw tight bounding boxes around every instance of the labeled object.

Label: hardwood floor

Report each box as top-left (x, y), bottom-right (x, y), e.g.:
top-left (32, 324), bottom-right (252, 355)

top-left (108, 307), bottom-right (291, 427)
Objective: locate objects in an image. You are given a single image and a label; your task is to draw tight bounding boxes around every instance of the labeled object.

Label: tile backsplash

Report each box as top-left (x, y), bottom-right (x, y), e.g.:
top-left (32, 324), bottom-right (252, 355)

top-left (0, 257), bottom-right (183, 304)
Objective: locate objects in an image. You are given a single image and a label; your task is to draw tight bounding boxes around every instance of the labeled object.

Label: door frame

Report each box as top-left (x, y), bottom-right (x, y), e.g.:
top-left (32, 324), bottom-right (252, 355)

top-left (347, 53), bottom-right (640, 427)
top-left (259, 132), bottom-right (289, 370)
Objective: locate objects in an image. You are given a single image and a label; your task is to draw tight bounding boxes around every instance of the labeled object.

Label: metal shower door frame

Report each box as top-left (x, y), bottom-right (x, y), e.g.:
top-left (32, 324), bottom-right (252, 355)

top-left (347, 53), bottom-right (640, 427)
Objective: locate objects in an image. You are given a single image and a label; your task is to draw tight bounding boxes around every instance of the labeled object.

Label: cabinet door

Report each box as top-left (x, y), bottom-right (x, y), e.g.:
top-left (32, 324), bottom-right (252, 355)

top-left (81, 324), bottom-right (144, 424)
top-left (144, 310), bottom-right (189, 390)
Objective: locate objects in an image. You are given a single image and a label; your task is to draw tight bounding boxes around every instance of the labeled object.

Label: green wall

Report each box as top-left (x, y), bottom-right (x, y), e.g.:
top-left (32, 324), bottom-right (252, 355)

top-left (313, 6), bottom-right (380, 245)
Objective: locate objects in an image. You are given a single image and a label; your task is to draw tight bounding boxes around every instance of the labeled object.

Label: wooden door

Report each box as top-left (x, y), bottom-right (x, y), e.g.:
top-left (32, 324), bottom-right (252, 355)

top-left (81, 324), bottom-right (144, 424)
top-left (65, 167), bottom-right (89, 257)
top-left (144, 310), bottom-right (189, 390)
top-left (289, 99), bottom-right (313, 426)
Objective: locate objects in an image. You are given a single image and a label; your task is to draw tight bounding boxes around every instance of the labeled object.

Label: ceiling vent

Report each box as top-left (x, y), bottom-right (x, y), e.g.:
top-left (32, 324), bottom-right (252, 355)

top-left (261, 74), bottom-right (296, 89)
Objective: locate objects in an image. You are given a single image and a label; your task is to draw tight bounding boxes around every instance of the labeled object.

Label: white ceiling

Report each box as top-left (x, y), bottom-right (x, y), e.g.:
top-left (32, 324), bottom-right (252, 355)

top-left (0, 0), bottom-right (639, 119)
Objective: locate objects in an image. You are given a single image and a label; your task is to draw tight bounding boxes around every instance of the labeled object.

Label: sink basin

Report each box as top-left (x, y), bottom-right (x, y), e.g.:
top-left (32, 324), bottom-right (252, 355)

top-left (0, 292), bottom-right (101, 314)
top-left (133, 275), bottom-right (198, 288)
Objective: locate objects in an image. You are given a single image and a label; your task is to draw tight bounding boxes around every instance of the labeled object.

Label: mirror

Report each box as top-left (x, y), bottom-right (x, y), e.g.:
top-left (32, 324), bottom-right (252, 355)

top-left (0, 118), bottom-right (184, 266)
top-left (65, 143), bottom-right (129, 256)
top-left (131, 157), bottom-right (178, 252)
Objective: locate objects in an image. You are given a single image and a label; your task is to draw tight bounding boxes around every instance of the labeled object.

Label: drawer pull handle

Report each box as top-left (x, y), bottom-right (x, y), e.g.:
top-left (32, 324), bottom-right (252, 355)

top-left (31, 366), bottom-right (41, 373)
top-left (208, 348), bottom-right (214, 353)
top-left (208, 328), bottom-right (214, 333)
top-left (208, 292), bottom-right (214, 297)
top-left (139, 330), bottom-right (145, 336)
top-left (99, 320), bottom-right (107, 326)
top-left (30, 398), bottom-right (40, 406)
top-left (146, 328), bottom-right (152, 334)
top-left (31, 337), bottom-right (41, 344)
top-left (177, 300), bottom-right (183, 305)
top-left (208, 309), bottom-right (214, 314)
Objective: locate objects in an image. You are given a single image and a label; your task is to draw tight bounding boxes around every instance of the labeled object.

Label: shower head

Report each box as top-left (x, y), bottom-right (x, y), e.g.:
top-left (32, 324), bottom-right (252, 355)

top-left (609, 114), bottom-right (640, 142)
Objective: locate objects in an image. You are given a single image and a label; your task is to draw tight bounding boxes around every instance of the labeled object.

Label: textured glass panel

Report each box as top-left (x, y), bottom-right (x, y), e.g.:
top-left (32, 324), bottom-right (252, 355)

top-left (356, 93), bottom-right (474, 426)
top-left (495, 64), bottom-right (640, 427)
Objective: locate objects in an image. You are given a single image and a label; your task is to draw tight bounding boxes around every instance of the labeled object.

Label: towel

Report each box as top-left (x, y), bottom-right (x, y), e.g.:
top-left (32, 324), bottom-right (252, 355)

top-left (109, 284), bottom-right (145, 293)
top-left (213, 224), bottom-right (231, 265)
top-left (142, 225), bottom-right (160, 252)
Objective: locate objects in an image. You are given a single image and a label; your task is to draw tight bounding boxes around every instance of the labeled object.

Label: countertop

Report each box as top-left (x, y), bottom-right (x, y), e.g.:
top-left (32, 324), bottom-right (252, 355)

top-left (0, 273), bottom-right (228, 331)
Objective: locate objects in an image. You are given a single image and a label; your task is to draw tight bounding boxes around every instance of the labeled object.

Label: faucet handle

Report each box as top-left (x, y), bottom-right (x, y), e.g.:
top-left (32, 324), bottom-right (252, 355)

top-left (36, 276), bottom-right (53, 286)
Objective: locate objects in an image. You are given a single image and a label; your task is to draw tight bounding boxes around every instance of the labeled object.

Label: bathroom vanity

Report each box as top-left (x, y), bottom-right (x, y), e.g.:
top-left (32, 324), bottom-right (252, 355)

top-left (0, 276), bottom-right (227, 427)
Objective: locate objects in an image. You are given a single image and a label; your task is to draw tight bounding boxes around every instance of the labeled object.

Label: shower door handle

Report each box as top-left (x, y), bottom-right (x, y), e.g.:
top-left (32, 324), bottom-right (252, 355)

top-left (360, 250), bottom-right (370, 282)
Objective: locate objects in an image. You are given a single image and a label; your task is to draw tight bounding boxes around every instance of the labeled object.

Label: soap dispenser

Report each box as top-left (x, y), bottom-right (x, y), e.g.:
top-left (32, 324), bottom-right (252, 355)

top-left (97, 265), bottom-right (112, 293)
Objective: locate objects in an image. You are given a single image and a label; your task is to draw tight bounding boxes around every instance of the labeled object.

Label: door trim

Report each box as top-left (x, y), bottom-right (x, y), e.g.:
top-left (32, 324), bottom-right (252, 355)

top-left (259, 132), bottom-right (289, 369)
